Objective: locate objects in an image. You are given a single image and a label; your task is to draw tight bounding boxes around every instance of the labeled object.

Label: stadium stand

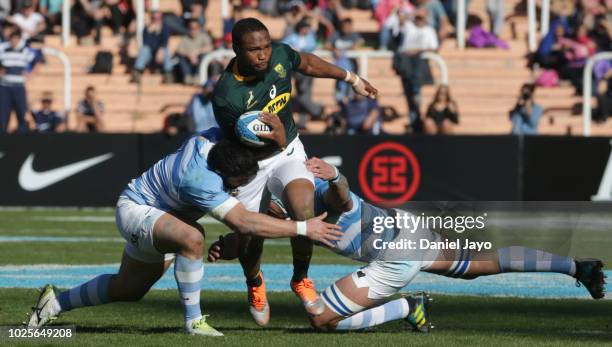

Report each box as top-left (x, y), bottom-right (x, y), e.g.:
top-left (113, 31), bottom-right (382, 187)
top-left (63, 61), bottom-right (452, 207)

top-left (3, 0), bottom-right (611, 135)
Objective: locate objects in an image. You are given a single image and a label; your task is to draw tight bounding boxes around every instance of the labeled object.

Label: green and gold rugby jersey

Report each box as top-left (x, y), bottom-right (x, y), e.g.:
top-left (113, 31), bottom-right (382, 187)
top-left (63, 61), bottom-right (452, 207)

top-left (212, 42), bottom-right (300, 148)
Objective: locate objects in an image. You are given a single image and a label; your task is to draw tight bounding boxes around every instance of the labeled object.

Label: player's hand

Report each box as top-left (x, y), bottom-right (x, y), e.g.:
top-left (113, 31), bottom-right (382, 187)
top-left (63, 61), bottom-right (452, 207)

top-left (257, 112), bottom-right (287, 149)
top-left (352, 76), bottom-right (378, 99)
top-left (207, 233), bottom-right (240, 262)
top-left (304, 212), bottom-right (343, 247)
top-left (305, 157), bottom-right (336, 180)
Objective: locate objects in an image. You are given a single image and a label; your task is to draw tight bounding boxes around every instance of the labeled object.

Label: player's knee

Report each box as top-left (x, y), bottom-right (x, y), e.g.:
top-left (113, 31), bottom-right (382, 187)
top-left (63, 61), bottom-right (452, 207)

top-left (180, 228), bottom-right (204, 257)
top-left (309, 316), bottom-right (333, 331)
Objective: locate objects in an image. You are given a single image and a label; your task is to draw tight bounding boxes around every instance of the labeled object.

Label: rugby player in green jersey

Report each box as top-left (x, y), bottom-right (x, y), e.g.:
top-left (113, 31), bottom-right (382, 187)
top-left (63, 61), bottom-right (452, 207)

top-left (212, 18), bottom-right (377, 326)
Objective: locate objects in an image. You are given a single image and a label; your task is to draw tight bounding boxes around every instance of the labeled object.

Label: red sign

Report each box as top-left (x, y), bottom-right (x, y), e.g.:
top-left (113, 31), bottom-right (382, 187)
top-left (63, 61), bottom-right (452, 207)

top-left (358, 142), bottom-right (420, 205)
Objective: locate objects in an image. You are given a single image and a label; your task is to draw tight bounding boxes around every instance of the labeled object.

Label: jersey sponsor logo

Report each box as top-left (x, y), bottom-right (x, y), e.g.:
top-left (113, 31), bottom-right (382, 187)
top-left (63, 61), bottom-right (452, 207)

top-left (263, 92), bottom-right (290, 114)
top-left (592, 140), bottom-right (612, 201)
top-left (246, 90), bottom-right (257, 109)
top-left (274, 63), bottom-right (286, 78)
top-left (18, 153), bottom-right (114, 191)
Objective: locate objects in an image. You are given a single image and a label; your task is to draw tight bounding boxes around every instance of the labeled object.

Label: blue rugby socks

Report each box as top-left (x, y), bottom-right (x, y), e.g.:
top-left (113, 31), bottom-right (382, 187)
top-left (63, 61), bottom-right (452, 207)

top-left (55, 274), bottom-right (113, 314)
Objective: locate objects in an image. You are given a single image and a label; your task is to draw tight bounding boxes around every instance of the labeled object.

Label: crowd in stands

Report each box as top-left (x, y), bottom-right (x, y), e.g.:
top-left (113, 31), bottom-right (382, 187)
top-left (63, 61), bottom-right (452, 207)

top-left (0, 0), bottom-right (610, 135)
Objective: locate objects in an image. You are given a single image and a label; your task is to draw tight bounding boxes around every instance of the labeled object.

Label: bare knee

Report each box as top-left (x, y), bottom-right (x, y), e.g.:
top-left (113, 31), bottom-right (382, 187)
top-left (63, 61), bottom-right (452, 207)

top-left (179, 228), bottom-right (204, 259)
top-left (283, 180), bottom-right (315, 220)
top-left (310, 315), bottom-right (335, 331)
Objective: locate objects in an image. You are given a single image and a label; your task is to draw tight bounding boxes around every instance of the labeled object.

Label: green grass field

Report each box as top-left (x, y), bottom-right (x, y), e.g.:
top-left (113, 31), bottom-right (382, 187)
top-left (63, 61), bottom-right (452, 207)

top-left (0, 209), bottom-right (611, 346)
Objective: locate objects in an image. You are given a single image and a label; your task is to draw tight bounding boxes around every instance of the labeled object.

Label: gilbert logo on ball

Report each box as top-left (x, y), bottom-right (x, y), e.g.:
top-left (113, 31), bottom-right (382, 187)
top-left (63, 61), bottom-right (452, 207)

top-left (235, 111), bottom-right (272, 147)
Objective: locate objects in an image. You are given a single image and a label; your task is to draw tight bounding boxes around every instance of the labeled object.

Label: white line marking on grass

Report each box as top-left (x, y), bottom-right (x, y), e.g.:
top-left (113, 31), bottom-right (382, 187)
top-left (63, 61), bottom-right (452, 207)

top-left (0, 207), bottom-right (115, 212)
top-left (0, 236), bottom-right (125, 243)
top-left (33, 216), bottom-right (116, 222)
top-left (31, 215), bottom-right (222, 224)
top-left (0, 235), bottom-right (290, 245)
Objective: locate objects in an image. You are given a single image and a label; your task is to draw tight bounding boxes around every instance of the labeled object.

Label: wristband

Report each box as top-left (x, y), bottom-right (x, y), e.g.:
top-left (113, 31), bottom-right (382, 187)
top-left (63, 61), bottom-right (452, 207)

top-left (329, 166), bottom-right (341, 184)
top-left (296, 221), bottom-right (308, 236)
top-left (344, 70), bottom-right (352, 82)
top-left (351, 74), bottom-right (361, 87)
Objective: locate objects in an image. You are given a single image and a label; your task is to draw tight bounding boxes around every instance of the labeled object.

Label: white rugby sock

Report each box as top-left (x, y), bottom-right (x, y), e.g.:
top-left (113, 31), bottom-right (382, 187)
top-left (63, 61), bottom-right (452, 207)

top-left (174, 255), bottom-right (204, 326)
top-left (335, 298), bottom-right (409, 330)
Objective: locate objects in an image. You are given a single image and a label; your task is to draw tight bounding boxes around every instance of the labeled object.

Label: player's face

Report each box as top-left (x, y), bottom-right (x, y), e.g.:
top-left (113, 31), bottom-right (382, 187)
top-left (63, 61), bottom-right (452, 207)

top-left (238, 30), bottom-right (272, 74)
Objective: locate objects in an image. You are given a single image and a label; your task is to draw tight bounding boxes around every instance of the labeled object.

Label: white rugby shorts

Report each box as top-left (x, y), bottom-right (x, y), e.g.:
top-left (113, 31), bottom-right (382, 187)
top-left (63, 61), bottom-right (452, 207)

top-left (350, 260), bottom-right (422, 300)
top-left (115, 196), bottom-right (175, 263)
top-left (235, 135), bottom-right (314, 212)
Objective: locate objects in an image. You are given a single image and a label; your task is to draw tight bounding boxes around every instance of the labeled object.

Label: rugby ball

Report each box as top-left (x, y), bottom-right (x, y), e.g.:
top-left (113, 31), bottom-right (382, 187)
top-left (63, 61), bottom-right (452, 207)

top-left (235, 111), bottom-right (272, 147)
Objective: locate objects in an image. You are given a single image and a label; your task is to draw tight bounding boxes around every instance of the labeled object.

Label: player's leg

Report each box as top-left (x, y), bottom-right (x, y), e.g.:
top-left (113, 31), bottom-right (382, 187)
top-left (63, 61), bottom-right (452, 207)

top-left (267, 140), bottom-right (320, 314)
top-left (312, 261), bottom-right (430, 332)
top-left (26, 249), bottom-right (172, 328)
top-left (25, 198), bottom-right (175, 328)
top-left (150, 212), bottom-right (222, 335)
top-left (422, 246), bottom-right (606, 299)
top-left (233, 167), bottom-right (272, 326)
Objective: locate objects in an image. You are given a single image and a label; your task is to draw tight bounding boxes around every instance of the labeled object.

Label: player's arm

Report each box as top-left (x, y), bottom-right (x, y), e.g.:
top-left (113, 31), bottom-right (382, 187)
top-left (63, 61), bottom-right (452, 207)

top-left (219, 202), bottom-right (341, 246)
top-left (305, 157), bottom-right (353, 212)
top-left (296, 51), bottom-right (378, 99)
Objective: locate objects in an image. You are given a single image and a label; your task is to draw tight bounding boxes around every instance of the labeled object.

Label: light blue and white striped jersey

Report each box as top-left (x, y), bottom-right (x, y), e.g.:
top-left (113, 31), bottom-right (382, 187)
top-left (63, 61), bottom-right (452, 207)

top-left (314, 179), bottom-right (396, 262)
top-left (0, 41), bottom-right (34, 85)
top-left (122, 133), bottom-right (237, 221)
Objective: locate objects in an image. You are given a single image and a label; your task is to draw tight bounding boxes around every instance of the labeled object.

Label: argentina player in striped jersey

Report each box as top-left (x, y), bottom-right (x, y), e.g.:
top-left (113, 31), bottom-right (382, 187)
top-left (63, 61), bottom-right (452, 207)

top-left (25, 130), bottom-right (342, 337)
top-left (209, 157), bottom-right (606, 333)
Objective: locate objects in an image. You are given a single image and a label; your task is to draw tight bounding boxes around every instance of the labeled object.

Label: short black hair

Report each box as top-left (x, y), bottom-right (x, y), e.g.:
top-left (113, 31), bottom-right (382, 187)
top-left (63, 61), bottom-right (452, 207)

top-left (208, 139), bottom-right (258, 179)
top-left (9, 30), bottom-right (21, 39)
top-left (232, 18), bottom-right (269, 48)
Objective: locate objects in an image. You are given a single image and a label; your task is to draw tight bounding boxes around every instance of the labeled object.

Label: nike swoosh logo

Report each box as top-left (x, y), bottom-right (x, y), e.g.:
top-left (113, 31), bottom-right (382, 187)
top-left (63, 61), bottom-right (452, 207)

top-left (18, 153), bottom-right (114, 191)
top-left (286, 148), bottom-right (295, 156)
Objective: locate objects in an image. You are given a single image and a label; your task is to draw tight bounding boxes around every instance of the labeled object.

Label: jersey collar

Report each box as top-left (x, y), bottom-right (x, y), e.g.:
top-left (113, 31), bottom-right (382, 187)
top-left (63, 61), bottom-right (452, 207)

top-left (232, 61), bottom-right (256, 82)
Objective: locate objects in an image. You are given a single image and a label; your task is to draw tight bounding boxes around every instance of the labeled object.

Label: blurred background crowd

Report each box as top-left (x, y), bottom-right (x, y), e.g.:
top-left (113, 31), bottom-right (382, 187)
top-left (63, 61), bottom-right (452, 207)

top-left (0, 0), bottom-right (610, 136)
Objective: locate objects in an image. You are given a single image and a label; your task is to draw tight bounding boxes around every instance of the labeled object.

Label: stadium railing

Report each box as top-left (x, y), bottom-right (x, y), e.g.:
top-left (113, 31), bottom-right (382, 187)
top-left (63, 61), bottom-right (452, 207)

top-left (62, 0), bottom-right (69, 47)
top-left (446, 0), bottom-right (551, 50)
top-left (198, 49), bottom-right (449, 86)
top-left (41, 47), bottom-right (72, 115)
top-left (457, 0), bottom-right (466, 49)
top-left (582, 51), bottom-right (612, 137)
top-left (134, 0), bottom-right (160, 50)
top-left (527, 0), bottom-right (551, 52)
